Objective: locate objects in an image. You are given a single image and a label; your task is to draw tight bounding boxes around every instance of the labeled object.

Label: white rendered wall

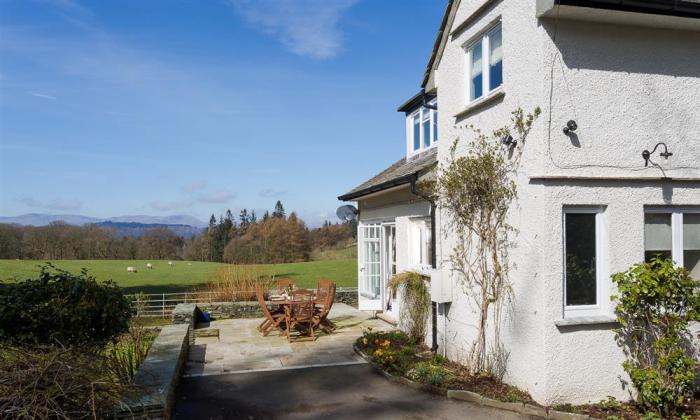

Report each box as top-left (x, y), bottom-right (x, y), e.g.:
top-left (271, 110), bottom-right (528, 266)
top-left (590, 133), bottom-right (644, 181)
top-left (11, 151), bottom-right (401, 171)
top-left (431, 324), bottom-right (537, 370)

top-left (432, 0), bottom-right (700, 405)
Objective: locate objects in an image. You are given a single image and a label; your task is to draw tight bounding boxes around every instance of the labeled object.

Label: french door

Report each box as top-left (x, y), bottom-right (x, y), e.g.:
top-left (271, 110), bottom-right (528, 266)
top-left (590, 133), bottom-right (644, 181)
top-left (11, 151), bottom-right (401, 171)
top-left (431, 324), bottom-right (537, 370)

top-left (358, 223), bottom-right (383, 310)
top-left (358, 222), bottom-right (397, 312)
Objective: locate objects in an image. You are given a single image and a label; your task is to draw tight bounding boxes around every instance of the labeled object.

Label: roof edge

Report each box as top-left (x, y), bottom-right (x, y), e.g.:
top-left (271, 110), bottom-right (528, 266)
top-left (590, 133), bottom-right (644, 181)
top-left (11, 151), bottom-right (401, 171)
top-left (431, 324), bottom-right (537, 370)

top-left (397, 91), bottom-right (437, 113)
top-left (337, 174), bottom-right (418, 201)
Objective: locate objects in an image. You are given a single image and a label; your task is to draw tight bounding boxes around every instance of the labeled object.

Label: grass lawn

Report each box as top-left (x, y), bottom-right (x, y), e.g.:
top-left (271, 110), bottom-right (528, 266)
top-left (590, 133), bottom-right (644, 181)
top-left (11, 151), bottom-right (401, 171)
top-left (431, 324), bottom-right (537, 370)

top-left (0, 259), bottom-right (357, 294)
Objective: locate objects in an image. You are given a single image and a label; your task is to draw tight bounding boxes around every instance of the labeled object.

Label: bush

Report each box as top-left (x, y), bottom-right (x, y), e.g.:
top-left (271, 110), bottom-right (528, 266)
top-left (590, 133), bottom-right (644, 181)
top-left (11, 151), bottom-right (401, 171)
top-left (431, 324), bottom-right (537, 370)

top-left (0, 344), bottom-right (128, 419)
top-left (0, 265), bottom-right (133, 345)
top-left (611, 257), bottom-right (700, 418)
top-left (388, 271), bottom-right (431, 342)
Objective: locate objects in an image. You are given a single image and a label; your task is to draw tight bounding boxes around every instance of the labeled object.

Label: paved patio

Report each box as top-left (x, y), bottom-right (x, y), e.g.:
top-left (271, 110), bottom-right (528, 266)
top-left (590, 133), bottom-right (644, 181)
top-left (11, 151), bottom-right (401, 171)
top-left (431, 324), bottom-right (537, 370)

top-left (184, 303), bottom-right (393, 377)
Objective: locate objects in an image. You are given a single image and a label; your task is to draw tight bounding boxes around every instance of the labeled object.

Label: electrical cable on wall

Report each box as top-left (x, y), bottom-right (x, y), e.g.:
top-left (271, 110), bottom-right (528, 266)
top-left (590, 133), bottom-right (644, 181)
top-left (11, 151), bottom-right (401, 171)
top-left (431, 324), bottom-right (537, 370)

top-left (545, 1), bottom-right (699, 173)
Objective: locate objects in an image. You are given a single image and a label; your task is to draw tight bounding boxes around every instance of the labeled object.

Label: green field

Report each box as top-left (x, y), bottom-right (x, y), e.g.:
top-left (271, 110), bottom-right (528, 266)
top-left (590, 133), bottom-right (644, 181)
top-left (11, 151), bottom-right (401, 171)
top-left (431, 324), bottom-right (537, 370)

top-left (0, 259), bottom-right (357, 294)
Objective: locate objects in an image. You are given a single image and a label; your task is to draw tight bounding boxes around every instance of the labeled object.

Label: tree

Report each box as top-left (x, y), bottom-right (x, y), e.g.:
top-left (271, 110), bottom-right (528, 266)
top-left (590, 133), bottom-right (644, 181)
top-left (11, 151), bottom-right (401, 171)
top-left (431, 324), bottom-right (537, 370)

top-left (272, 201), bottom-right (285, 218)
top-left (138, 228), bottom-right (183, 260)
top-left (433, 107), bottom-right (540, 375)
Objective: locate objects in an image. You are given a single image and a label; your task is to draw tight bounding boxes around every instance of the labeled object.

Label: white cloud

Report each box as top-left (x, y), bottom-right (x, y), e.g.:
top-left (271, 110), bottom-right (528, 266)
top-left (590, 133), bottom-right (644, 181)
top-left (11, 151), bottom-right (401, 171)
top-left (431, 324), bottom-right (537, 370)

top-left (198, 191), bottom-right (235, 204)
top-left (230, 0), bottom-right (358, 59)
top-left (28, 91), bottom-right (57, 101)
top-left (19, 197), bottom-right (42, 207)
top-left (150, 200), bottom-right (194, 211)
top-left (181, 180), bottom-right (208, 194)
top-left (258, 188), bottom-right (287, 198)
top-left (45, 198), bottom-right (81, 211)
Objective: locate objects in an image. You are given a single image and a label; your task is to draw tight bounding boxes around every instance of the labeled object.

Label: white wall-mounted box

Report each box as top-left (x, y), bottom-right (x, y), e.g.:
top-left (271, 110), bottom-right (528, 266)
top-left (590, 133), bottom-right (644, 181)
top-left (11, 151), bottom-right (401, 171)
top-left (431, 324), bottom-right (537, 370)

top-left (430, 268), bottom-right (452, 303)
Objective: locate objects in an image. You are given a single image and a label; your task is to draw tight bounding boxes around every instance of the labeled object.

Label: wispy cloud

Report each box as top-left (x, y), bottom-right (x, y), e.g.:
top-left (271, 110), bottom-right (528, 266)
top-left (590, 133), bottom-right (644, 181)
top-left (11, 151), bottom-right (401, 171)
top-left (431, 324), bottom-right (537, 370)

top-left (18, 196), bottom-right (81, 210)
top-left (45, 198), bottom-right (81, 211)
top-left (181, 180), bottom-right (208, 194)
top-left (27, 91), bottom-right (57, 101)
top-left (258, 188), bottom-right (287, 198)
top-left (19, 197), bottom-right (42, 207)
top-left (150, 200), bottom-right (193, 211)
top-left (230, 0), bottom-right (358, 59)
top-left (198, 191), bottom-right (235, 204)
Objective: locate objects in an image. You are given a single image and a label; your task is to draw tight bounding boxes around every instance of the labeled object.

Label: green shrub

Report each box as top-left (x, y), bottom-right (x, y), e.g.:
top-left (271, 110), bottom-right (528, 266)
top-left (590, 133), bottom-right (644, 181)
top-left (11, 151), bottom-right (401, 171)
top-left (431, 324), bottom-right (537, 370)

top-left (388, 271), bottom-right (431, 342)
top-left (406, 361), bottom-right (452, 386)
top-left (0, 265), bottom-right (133, 345)
top-left (611, 257), bottom-right (700, 418)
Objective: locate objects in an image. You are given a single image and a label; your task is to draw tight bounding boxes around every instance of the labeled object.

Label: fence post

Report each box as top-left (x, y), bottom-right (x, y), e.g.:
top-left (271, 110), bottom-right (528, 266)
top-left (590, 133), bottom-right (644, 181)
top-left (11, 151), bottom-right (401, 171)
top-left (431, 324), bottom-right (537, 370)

top-left (162, 293), bottom-right (165, 318)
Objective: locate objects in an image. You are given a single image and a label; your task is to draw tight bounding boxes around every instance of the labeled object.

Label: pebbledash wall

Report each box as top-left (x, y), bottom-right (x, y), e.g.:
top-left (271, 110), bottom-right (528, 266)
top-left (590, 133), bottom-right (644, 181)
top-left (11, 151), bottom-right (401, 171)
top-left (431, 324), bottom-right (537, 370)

top-left (424, 0), bottom-right (700, 406)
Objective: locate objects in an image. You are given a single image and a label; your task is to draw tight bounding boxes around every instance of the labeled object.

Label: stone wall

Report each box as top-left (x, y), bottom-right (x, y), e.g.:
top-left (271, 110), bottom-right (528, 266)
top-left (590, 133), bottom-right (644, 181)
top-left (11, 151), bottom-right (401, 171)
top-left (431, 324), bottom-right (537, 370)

top-left (115, 324), bottom-right (189, 420)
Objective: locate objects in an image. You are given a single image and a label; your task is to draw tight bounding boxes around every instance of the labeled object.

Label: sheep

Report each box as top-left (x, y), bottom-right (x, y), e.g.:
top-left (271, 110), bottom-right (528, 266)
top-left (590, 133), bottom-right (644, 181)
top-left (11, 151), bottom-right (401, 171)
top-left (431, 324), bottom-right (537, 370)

top-left (146, 263), bottom-right (153, 269)
top-left (168, 261), bottom-right (173, 267)
top-left (127, 266), bottom-right (138, 273)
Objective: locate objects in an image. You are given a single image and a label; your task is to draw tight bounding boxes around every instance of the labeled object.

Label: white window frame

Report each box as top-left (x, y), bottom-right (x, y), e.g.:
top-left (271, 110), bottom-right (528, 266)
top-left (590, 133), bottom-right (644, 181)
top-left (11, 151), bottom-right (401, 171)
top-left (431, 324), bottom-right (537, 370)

top-left (562, 207), bottom-right (609, 318)
top-left (409, 217), bottom-right (432, 275)
top-left (408, 100), bottom-right (438, 156)
top-left (645, 207), bottom-right (700, 268)
top-left (464, 21), bottom-right (503, 105)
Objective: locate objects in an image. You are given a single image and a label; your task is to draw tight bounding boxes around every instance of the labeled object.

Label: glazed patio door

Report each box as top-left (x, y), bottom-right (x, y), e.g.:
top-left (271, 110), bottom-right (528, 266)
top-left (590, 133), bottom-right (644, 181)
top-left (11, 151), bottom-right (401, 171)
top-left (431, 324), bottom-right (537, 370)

top-left (358, 223), bottom-right (383, 311)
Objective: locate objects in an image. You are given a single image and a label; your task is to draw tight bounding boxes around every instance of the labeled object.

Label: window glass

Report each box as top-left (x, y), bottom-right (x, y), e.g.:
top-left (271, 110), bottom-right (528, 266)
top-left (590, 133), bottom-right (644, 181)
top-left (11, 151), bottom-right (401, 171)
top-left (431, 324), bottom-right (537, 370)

top-left (413, 114), bottom-right (420, 151)
top-left (683, 213), bottom-right (700, 278)
top-left (644, 213), bottom-right (672, 262)
top-left (565, 213), bottom-right (597, 306)
top-left (470, 40), bottom-right (483, 101)
top-left (433, 109), bottom-right (438, 142)
top-left (489, 25), bottom-right (503, 91)
top-left (422, 109), bottom-right (431, 148)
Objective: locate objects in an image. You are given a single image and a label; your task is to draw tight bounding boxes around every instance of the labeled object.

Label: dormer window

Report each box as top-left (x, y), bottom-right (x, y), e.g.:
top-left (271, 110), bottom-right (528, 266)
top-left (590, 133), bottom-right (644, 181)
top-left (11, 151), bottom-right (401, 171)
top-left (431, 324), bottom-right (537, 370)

top-left (409, 102), bottom-right (438, 154)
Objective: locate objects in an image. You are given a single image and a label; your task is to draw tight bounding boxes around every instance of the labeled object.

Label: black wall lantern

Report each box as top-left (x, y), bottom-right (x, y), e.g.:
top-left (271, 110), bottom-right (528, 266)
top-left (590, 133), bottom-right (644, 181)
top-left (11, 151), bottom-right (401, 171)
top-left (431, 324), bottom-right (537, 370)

top-left (642, 142), bottom-right (673, 167)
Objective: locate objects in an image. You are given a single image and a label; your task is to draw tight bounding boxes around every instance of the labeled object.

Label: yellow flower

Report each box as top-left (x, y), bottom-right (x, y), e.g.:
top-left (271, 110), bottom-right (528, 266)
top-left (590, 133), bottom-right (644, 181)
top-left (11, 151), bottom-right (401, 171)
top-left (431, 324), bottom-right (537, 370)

top-left (362, 338), bottom-right (368, 345)
top-left (373, 349), bottom-right (384, 357)
top-left (381, 339), bottom-right (391, 348)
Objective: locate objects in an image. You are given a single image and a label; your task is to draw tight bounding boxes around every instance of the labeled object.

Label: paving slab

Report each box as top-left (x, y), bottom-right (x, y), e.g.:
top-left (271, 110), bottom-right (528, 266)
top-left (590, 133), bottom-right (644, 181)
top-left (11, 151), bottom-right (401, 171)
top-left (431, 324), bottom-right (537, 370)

top-left (183, 303), bottom-right (392, 377)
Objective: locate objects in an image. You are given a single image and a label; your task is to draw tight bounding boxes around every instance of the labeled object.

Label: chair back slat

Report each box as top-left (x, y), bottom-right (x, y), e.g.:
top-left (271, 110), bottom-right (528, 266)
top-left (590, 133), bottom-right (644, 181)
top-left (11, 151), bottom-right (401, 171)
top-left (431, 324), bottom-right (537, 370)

top-left (287, 289), bottom-right (314, 320)
top-left (277, 277), bottom-right (296, 291)
top-left (255, 283), bottom-right (274, 321)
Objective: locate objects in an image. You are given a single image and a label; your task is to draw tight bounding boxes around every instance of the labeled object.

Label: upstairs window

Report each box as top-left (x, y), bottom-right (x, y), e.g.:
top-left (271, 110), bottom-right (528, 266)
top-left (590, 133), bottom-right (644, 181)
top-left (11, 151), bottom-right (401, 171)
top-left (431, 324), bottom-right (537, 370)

top-left (466, 22), bottom-right (503, 103)
top-left (409, 102), bottom-right (438, 154)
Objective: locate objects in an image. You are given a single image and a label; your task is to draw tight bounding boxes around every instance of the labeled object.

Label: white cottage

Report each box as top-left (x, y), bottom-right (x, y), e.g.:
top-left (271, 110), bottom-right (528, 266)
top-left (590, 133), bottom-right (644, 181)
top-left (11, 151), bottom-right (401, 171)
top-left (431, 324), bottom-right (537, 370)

top-left (340, 0), bottom-right (700, 406)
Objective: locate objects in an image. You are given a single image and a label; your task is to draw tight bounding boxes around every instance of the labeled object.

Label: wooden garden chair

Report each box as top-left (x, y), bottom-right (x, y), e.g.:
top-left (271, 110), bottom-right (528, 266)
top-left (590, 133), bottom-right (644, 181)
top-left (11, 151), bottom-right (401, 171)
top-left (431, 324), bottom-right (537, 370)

top-left (255, 283), bottom-right (285, 336)
top-left (284, 289), bottom-right (316, 342)
top-left (277, 277), bottom-right (296, 292)
top-left (314, 279), bottom-right (337, 332)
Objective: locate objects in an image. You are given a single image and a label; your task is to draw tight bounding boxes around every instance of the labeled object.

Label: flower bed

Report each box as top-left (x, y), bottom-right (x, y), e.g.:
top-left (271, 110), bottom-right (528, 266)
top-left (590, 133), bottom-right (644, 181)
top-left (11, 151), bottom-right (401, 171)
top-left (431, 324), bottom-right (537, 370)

top-left (356, 330), bottom-right (700, 419)
top-left (355, 329), bottom-right (534, 404)
top-left (553, 397), bottom-right (700, 420)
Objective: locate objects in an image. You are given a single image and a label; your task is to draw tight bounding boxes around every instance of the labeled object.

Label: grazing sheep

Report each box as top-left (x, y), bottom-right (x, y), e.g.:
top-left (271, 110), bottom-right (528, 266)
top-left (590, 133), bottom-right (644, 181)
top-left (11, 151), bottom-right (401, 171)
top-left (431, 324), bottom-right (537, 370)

top-left (146, 263), bottom-right (153, 269)
top-left (127, 266), bottom-right (137, 273)
top-left (168, 261), bottom-right (173, 266)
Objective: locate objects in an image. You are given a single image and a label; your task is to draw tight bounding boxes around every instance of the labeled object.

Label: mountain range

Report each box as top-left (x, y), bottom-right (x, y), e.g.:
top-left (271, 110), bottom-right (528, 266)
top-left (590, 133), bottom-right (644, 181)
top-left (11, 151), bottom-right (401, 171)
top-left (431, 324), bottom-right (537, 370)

top-left (0, 213), bottom-right (207, 228)
top-left (0, 213), bottom-right (207, 238)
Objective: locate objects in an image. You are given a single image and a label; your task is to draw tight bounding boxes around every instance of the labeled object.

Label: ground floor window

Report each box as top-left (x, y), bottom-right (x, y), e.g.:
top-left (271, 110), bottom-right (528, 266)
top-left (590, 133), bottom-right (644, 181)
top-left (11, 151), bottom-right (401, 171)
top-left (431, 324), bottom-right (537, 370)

top-left (644, 208), bottom-right (700, 279)
top-left (563, 207), bottom-right (607, 317)
top-left (410, 218), bottom-right (432, 270)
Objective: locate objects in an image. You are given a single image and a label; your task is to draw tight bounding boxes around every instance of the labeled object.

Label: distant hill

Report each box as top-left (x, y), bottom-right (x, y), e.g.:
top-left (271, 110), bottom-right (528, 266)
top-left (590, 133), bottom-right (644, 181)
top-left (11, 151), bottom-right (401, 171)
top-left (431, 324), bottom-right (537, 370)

top-left (94, 221), bottom-right (204, 238)
top-left (0, 213), bottom-right (207, 238)
top-left (0, 213), bottom-right (207, 228)
top-left (0, 213), bottom-right (103, 226)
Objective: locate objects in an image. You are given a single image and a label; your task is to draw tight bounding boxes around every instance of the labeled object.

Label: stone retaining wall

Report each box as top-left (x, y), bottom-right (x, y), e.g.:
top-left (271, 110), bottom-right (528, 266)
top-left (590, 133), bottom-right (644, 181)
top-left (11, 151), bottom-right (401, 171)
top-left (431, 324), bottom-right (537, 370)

top-left (172, 288), bottom-right (358, 324)
top-left (115, 324), bottom-right (189, 420)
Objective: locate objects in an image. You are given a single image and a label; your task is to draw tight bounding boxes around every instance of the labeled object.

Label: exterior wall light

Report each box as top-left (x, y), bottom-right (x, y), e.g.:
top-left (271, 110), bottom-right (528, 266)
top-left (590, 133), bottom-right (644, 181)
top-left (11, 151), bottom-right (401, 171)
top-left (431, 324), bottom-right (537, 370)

top-left (562, 120), bottom-right (578, 135)
top-left (642, 142), bottom-right (673, 167)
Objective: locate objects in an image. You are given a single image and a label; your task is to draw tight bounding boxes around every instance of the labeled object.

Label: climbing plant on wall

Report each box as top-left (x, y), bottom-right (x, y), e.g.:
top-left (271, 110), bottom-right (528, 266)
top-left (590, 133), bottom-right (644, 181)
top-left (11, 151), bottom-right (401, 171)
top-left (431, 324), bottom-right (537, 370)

top-left (431, 107), bottom-right (540, 375)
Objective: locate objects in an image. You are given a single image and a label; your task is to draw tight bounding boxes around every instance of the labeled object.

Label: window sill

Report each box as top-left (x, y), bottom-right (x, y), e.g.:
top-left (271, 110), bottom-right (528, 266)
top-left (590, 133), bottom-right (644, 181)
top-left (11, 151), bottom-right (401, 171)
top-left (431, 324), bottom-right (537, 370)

top-left (555, 315), bottom-right (618, 327)
top-left (453, 89), bottom-right (505, 120)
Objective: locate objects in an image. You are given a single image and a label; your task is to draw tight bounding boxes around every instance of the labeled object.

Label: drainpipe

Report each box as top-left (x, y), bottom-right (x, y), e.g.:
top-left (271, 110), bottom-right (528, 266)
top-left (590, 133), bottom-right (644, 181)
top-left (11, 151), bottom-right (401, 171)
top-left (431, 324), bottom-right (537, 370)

top-left (410, 174), bottom-right (439, 353)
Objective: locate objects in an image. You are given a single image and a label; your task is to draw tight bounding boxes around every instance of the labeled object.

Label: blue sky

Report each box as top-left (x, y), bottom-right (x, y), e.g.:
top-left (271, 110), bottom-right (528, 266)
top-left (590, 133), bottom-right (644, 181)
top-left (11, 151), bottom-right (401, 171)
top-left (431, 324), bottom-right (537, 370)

top-left (0, 0), bottom-right (445, 227)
